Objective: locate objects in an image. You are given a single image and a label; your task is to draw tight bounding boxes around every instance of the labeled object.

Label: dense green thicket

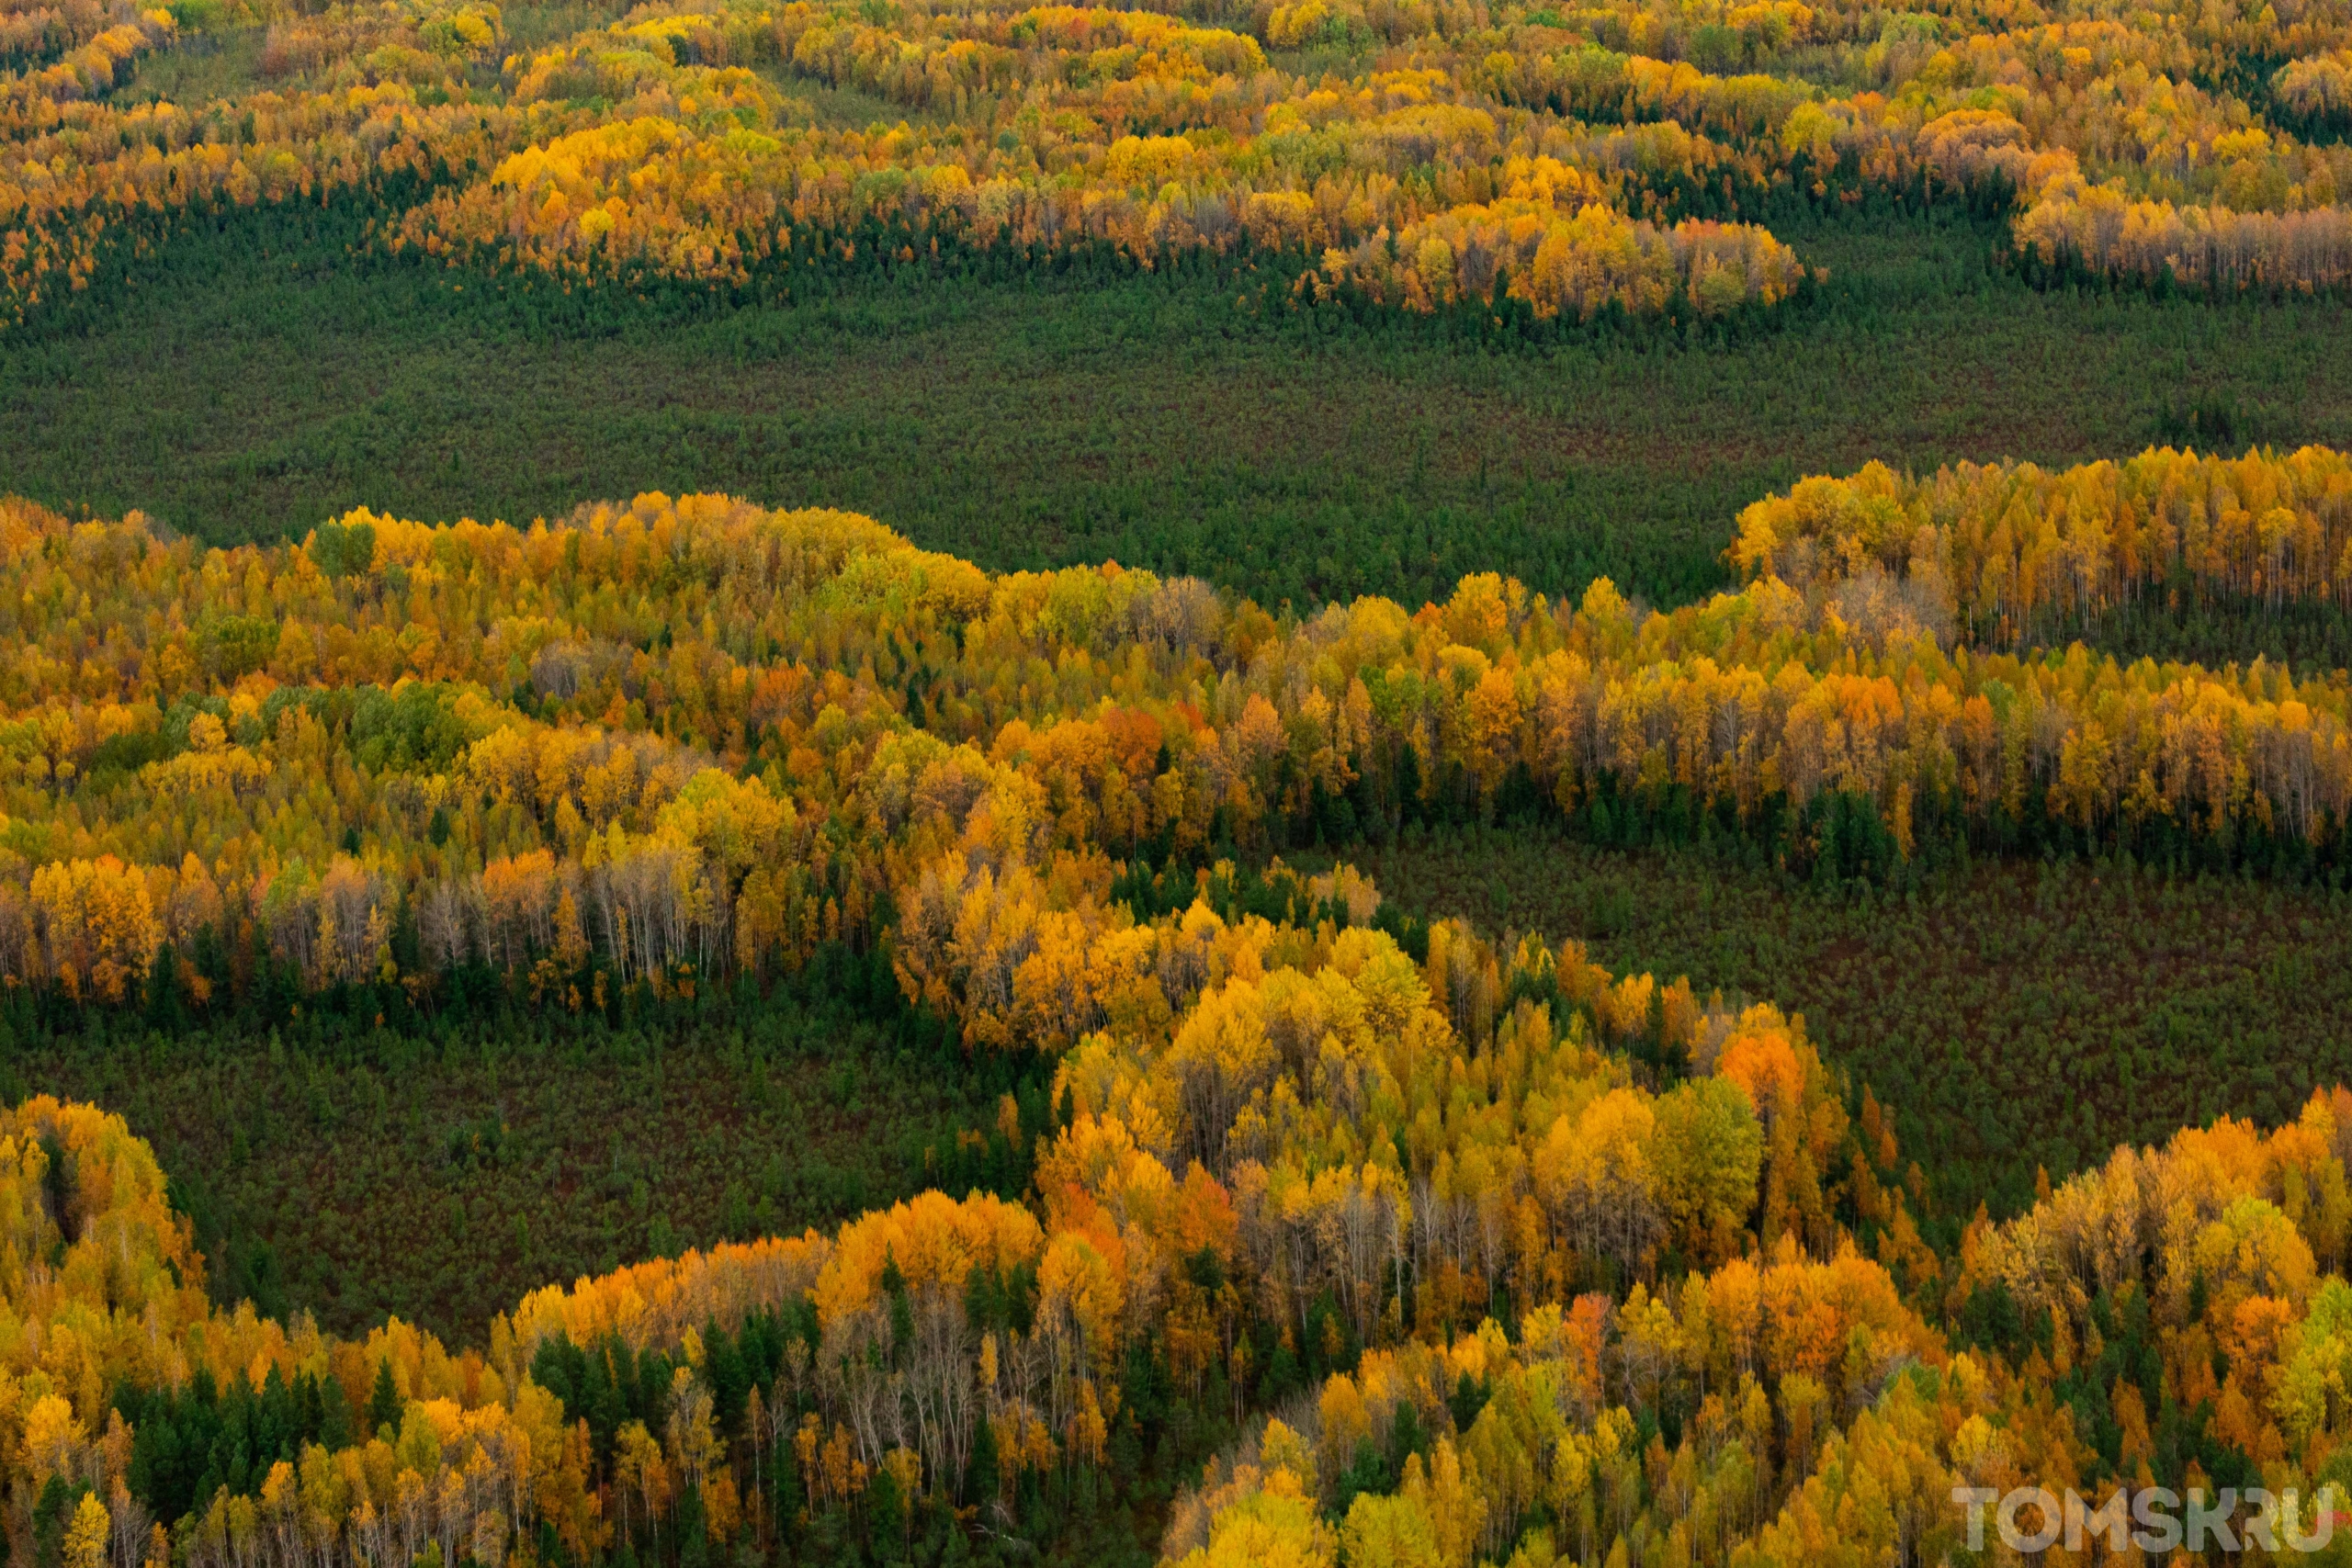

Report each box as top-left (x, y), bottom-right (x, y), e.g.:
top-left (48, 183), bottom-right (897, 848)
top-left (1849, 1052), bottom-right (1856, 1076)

top-left (2027, 593), bottom-right (2352, 673)
top-left (7, 201), bottom-right (2350, 632)
top-left (3, 965), bottom-right (1054, 1343)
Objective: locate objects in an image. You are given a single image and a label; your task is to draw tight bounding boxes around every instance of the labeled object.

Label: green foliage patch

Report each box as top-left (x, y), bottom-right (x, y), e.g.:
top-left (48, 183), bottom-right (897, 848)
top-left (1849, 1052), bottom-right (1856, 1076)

top-left (8, 204), bottom-right (2350, 627)
top-left (1, 983), bottom-right (1050, 1344)
top-left (1345, 826), bottom-right (2352, 1227)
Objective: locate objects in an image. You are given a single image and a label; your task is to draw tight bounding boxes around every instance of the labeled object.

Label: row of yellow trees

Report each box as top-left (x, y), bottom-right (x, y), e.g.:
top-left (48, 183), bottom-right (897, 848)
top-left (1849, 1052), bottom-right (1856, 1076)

top-left (0, 452), bottom-right (2346, 1002)
top-left (16, 0), bottom-right (2352, 320)
top-left (1733, 445), bottom-right (2352, 642)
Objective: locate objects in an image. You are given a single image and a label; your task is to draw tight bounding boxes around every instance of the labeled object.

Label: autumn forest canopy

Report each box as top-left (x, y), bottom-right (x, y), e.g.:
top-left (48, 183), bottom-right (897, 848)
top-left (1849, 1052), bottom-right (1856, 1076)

top-left (7, 0), bottom-right (2352, 1559)
top-left (11, 0), bottom-right (2352, 321)
top-left (0, 456), bottom-right (2338, 1568)
top-left (4, 0), bottom-right (2352, 605)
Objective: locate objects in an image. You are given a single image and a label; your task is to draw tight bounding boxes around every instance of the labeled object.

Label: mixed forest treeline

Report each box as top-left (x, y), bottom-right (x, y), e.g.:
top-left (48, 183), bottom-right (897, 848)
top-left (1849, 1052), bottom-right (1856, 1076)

top-left (0, 448), bottom-right (2348, 1015)
top-left (13, 0), bottom-right (2352, 328)
top-left (11, 849), bottom-right (2352, 1567)
top-left (1732, 443), bottom-right (2352, 649)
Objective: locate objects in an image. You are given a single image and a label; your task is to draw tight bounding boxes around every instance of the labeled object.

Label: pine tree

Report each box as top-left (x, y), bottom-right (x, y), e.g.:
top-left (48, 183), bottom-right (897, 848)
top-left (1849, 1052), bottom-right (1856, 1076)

top-left (368, 1357), bottom-right (401, 1438)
